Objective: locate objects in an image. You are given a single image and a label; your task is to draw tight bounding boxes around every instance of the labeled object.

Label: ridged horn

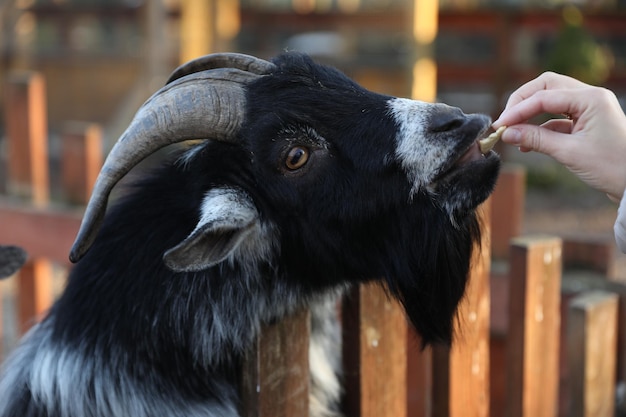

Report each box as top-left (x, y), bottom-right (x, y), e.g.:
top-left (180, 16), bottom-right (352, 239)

top-left (69, 54), bottom-right (276, 263)
top-left (167, 52), bottom-right (276, 84)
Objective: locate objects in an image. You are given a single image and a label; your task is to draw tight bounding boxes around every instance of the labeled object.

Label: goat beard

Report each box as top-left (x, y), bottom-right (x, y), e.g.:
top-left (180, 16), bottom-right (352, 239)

top-left (280, 207), bottom-right (481, 346)
top-left (381, 211), bottom-right (481, 347)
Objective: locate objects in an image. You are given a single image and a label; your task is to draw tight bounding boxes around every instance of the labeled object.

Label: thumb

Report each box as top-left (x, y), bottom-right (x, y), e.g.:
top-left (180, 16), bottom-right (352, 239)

top-left (500, 125), bottom-right (565, 158)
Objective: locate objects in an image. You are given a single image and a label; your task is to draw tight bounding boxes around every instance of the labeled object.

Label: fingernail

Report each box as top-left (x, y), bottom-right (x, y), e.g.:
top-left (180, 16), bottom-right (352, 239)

top-left (501, 127), bottom-right (521, 145)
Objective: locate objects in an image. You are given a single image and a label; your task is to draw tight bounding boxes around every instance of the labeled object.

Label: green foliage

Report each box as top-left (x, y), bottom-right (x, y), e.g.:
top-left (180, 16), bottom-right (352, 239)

top-left (546, 7), bottom-right (612, 85)
top-left (526, 162), bottom-right (587, 194)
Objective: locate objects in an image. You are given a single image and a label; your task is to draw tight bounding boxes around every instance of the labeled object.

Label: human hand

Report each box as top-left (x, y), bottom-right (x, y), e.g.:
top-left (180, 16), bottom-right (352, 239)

top-left (493, 71), bottom-right (626, 201)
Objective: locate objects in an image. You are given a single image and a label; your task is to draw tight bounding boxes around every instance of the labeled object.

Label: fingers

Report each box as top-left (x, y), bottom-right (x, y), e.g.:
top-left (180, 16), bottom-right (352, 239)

top-left (502, 71), bottom-right (588, 111)
top-left (500, 123), bottom-right (572, 159)
top-left (494, 88), bottom-right (586, 129)
top-left (493, 72), bottom-right (590, 130)
top-left (541, 118), bottom-right (574, 134)
top-left (495, 72), bottom-right (626, 200)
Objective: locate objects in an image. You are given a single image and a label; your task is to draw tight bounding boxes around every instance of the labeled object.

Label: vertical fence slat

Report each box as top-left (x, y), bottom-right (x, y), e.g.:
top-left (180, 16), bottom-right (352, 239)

top-left (507, 236), bottom-right (562, 417)
top-left (5, 72), bottom-right (49, 206)
top-left (490, 164), bottom-right (526, 260)
top-left (562, 237), bottom-right (615, 279)
top-left (407, 344), bottom-right (432, 417)
top-left (561, 275), bottom-right (626, 412)
top-left (5, 71), bottom-right (53, 336)
top-left (16, 259), bottom-right (52, 334)
top-left (240, 308), bottom-right (310, 417)
top-left (568, 291), bottom-right (618, 417)
top-left (61, 122), bottom-right (103, 205)
top-left (342, 282), bottom-right (408, 417)
top-left (431, 200), bottom-right (491, 417)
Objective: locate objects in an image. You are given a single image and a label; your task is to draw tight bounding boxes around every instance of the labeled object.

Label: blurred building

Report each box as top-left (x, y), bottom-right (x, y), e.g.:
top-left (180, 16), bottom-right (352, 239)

top-left (1, 0), bottom-right (625, 137)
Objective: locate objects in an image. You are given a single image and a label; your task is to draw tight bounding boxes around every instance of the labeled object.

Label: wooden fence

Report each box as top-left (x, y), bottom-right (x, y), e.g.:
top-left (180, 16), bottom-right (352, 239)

top-left (1, 72), bottom-right (625, 417)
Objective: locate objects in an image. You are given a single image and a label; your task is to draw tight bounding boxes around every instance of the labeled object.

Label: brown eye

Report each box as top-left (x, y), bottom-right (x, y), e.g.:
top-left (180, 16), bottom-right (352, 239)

top-left (285, 147), bottom-right (309, 170)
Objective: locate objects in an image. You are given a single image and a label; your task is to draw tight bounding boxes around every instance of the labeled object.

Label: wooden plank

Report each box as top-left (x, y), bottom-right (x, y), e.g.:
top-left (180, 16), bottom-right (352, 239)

top-left (17, 259), bottom-right (52, 334)
top-left (490, 164), bottom-right (526, 260)
top-left (4, 71), bottom-right (54, 335)
top-left (507, 236), bottom-right (562, 417)
top-left (61, 122), bottom-right (103, 205)
top-left (489, 253), bottom-right (510, 417)
top-left (448, 200), bottom-right (491, 417)
top-left (407, 343), bottom-right (432, 417)
top-left (431, 200), bottom-right (491, 417)
top-left (342, 282), bottom-right (408, 417)
top-left (568, 291), bottom-right (618, 417)
top-left (240, 308), bottom-right (310, 417)
top-left (0, 200), bottom-right (82, 265)
top-left (561, 273), bottom-right (626, 396)
top-left (562, 237), bottom-right (615, 278)
top-left (4, 71), bottom-right (49, 206)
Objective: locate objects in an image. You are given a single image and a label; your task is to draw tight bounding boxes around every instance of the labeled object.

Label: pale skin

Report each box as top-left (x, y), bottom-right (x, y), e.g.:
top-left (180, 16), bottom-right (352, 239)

top-left (492, 71), bottom-right (626, 202)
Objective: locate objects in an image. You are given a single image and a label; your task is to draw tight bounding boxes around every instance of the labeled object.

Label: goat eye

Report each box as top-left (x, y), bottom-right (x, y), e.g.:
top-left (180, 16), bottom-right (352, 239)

top-left (285, 147), bottom-right (309, 170)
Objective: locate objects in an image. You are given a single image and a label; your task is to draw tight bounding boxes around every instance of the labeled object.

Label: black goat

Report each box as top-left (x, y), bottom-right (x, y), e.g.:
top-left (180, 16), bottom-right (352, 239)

top-left (0, 52), bottom-right (500, 417)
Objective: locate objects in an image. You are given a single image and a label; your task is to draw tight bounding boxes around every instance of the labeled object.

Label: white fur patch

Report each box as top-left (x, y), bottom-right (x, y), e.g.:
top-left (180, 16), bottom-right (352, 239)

top-left (0, 322), bottom-right (238, 417)
top-left (197, 188), bottom-right (258, 231)
top-left (387, 98), bottom-right (456, 195)
top-left (309, 295), bottom-right (344, 417)
top-left (200, 187), bottom-right (277, 275)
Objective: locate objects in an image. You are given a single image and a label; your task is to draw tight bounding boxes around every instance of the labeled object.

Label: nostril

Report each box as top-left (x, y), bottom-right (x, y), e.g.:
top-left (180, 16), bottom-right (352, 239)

top-left (432, 118), bottom-right (464, 133)
top-left (429, 107), bottom-right (466, 133)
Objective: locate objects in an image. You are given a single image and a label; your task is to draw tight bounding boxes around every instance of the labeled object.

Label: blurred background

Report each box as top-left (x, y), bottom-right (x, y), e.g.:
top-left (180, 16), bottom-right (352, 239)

top-left (2, 3), bottom-right (626, 413)
top-left (1, 0), bottom-right (625, 141)
top-left (1, 0), bottom-right (626, 269)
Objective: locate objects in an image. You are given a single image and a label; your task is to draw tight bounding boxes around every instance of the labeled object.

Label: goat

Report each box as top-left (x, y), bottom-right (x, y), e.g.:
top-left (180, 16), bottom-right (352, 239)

top-left (0, 52), bottom-right (500, 417)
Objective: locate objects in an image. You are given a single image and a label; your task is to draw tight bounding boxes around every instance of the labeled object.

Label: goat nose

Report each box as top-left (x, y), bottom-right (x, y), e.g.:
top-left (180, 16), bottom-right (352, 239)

top-left (428, 105), bottom-right (466, 133)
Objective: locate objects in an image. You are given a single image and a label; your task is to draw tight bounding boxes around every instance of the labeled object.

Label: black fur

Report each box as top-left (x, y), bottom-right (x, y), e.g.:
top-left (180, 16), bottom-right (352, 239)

top-left (0, 52), bottom-right (499, 416)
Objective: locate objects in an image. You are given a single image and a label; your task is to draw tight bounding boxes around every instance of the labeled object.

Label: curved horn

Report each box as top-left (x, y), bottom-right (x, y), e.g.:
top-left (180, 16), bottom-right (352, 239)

top-left (166, 52), bottom-right (276, 85)
top-left (69, 55), bottom-right (276, 263)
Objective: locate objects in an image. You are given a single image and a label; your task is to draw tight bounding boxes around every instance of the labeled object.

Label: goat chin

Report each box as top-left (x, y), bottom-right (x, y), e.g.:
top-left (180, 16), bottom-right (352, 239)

top-left (0, 51), bottom-right (499, 417)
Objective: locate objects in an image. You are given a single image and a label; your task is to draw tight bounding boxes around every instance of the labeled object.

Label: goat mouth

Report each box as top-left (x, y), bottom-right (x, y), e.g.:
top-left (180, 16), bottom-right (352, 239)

top-left (433, 125), bottom-right (496, 183)
top-left (455, 125), bottom-right (503, 166)
top-left (425, 121), bottom-right (501, 218)
top-left (454, 140), bottom-right (483, 167)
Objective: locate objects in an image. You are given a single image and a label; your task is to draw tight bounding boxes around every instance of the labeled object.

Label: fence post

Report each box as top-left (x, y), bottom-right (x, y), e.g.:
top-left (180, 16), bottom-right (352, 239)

top-left (407, 344), bottom-right (432, 417)
top-left (4, 72), bottom-right (53, 335)
top-left (562, 237), bottom-right (615, 279)
top-left (568, 291), bottom-right (618, 417)
top-left (430, 200), bottom-right (491, 417)
top-left (490, 164), bottom-right (526, 260)
top-left (5, 72), bottom-right (49, 206)
top-left (15, 260), bottom-right (52, 334)
top-left (240, 308), bottom-right (310, 417)
top-left (61, 122), bottom-right (103, 205)
top-left (561, 274), bottom-right (626, 409)
top-left (506, 236), bottom-right (562, 417)
top-left (342, 282), bottom-right (408, 417)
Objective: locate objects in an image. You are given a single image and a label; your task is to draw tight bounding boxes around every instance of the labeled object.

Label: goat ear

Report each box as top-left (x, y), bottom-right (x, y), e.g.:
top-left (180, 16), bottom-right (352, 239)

top-left (163, 188), bottom-right (259, 272)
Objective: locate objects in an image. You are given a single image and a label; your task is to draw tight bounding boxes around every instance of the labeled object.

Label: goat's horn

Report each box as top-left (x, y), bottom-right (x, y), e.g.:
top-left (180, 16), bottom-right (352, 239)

top-left (69, 55), bottom-right (276, 263)
top-left (166, 52), bottom-right (276, 84)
